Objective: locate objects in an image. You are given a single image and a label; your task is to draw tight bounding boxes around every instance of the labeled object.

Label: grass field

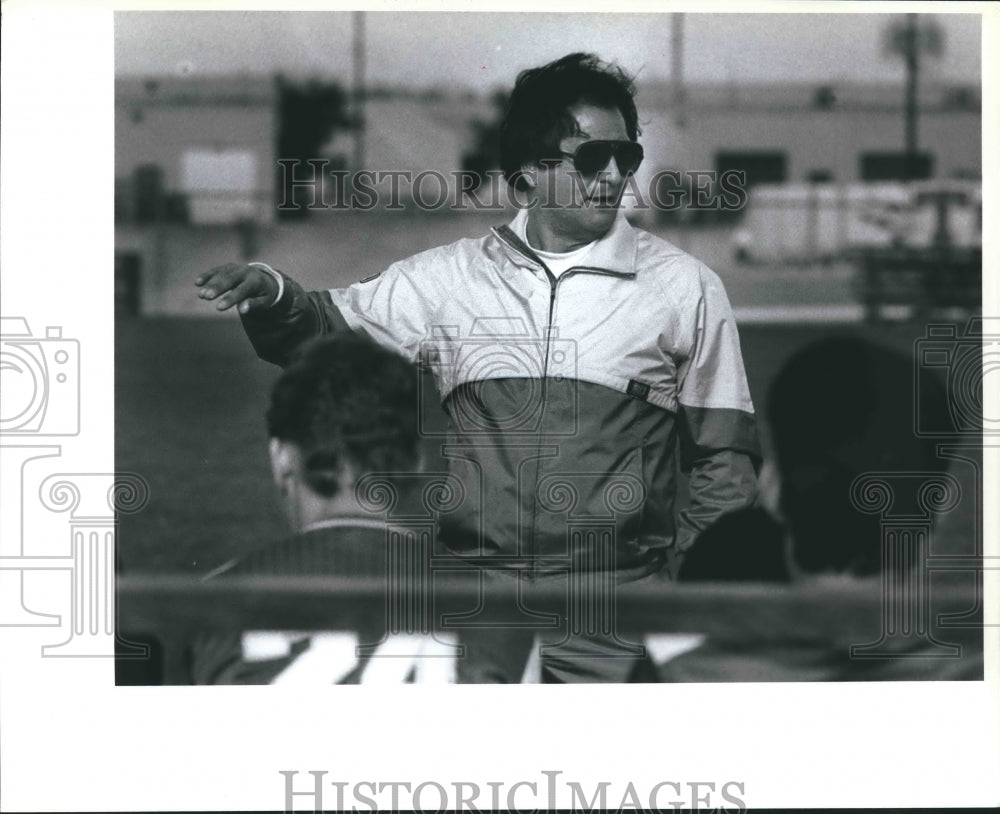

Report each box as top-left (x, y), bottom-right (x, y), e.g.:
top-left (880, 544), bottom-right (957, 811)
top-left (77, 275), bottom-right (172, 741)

top-left (116, 315), bottom-right (945, 575)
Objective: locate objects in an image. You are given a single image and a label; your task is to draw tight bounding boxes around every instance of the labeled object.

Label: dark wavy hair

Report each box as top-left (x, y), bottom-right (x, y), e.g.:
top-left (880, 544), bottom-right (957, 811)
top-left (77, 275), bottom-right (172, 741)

top-left (266, 333), bottom-right (420, 498)
top-left (500, 52), bottom-right (640, 191)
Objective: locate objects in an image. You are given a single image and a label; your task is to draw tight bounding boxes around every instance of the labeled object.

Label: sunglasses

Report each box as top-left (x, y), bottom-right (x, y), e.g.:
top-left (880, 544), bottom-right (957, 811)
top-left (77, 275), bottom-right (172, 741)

top-left (558, 140), bottom-right (644, 178)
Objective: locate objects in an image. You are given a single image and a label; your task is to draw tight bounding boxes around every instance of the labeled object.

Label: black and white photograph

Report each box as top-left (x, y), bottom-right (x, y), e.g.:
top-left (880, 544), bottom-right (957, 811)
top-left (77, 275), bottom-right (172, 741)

top-left (2, 3), bottom-right (998, 811)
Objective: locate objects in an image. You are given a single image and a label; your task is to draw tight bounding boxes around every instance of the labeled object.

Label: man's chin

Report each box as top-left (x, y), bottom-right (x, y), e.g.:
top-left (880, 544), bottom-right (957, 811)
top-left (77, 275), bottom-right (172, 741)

top-left (581, 201), bottom-right (621, 222)
top-left (574, 206), bottom-right (620, 241)
top-left (543, 205), bottom-right (620, 244)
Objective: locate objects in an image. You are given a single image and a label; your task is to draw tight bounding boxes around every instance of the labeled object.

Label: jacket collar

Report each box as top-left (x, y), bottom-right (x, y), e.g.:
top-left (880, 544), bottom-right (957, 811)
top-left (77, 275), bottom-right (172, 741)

top-left (492, 206), bottom-right (638, 278)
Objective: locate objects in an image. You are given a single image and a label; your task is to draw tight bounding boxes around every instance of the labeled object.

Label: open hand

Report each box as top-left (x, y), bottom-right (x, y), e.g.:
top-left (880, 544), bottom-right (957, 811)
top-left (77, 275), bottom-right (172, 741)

top-left (195, 263), bottom-right (278, 314)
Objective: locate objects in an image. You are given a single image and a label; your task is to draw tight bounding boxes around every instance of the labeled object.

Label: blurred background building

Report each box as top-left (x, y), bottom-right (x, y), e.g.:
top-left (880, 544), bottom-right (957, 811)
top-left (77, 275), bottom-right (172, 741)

top-left (114, 75), bottom-right (981, 228)
top-left (635, 80), bottom-right (980, 187)
top-left (113, 11), bottom-right (982, 322)
top-left (116, 75), bottom-right (278, 226)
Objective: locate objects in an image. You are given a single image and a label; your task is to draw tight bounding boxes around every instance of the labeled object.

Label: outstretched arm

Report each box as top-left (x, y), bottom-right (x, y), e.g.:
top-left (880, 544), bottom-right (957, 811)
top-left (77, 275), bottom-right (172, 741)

top-left (195, 262), bottom-right (349, 367)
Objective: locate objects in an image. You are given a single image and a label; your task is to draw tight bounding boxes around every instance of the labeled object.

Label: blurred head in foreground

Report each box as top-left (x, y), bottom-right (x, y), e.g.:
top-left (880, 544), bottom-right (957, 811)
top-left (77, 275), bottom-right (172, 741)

top-left (769, 335), bottom-right (949, 577)
top-left (680, 335), bottom-right (950, 583)
top-left (266, 333), bottom-right (420, 530)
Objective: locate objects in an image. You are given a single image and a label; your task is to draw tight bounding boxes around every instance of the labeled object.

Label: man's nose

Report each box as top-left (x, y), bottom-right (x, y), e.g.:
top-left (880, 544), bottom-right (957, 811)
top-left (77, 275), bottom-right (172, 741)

top-left (596, 159), bottom-right (624, 187)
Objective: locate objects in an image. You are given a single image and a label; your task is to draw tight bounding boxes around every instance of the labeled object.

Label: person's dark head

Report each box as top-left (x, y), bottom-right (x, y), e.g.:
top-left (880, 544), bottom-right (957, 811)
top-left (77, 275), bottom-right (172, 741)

top-left (266, 333), bottom-right (420, 523)
top-left (500, 53), bottom-right (643, 250)
top-left (766, 336), bottom-right (949, 577)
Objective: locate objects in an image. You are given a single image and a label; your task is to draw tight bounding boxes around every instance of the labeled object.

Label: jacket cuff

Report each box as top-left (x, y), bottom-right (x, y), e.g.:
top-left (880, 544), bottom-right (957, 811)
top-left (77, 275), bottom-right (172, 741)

top-left (247, 262), bottom-right (290, 311)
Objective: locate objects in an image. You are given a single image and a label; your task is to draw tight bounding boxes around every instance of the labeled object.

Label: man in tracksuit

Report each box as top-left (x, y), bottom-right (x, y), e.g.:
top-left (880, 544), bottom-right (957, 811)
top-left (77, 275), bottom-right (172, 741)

top-left (195, 52), bottom-right (760, 682)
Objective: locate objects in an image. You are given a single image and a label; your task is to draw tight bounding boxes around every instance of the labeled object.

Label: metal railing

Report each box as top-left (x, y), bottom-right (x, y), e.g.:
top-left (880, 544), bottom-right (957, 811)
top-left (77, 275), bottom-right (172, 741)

top-left (117, 574), bottom-right (983, 684)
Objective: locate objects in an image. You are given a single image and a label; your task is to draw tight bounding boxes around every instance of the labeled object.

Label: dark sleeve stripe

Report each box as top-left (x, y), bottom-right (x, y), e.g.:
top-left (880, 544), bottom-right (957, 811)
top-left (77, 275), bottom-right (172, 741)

top-left (678, 405), bottom-right (761, 469)
top-left (319, 289), bottom-right (351, 333)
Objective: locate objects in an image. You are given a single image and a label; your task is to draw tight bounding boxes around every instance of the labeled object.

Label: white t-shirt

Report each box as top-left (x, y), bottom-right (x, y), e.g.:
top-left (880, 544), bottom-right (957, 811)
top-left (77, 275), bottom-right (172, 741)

top-left (531, 240), bottom-right (598, 278)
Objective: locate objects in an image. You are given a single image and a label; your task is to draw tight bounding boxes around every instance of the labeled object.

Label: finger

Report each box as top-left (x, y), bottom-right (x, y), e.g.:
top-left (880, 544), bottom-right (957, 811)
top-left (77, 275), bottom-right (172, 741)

top-left (238, 292), bottom-right (276, 315)
top-left (195, 264), bottom-right (235, 289)
top-left (214, 274), bottom-right (267, 311)
top-left (197, 264), bottom-right (245, 300)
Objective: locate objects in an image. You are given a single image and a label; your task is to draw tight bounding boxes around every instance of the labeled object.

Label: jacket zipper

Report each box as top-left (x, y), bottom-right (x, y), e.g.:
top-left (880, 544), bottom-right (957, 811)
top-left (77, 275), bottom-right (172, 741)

top-left (533, 262), bottom-right (558, 573)
top-left (543, 265), bottom-right (636, 374)
top-left (536, 266), bottom-right (636, 572)
top-left (492, 227), bottom-right (636, 571)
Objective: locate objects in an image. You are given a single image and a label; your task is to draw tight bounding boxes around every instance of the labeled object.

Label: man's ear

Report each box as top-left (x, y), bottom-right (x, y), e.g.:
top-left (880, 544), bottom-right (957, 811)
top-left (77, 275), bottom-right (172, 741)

top-left (519, 163), bottom-right (538, 189)
top-left (268, 438), bottom-right (297, 491)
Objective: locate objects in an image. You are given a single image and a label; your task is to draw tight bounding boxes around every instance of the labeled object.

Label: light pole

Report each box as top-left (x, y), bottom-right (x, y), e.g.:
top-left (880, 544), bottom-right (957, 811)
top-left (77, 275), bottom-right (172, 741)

top-left (352, 10), bottom-right (366, 178)
top-left (672, 12), bottom-right (685, 129)
top-left (883, 14), bottom-right (944, 181)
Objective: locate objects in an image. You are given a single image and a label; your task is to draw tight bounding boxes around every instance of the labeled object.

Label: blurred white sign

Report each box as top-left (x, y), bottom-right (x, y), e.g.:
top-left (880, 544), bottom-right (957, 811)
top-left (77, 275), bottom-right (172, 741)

top-left (180, 148), bottom-right (258, 224)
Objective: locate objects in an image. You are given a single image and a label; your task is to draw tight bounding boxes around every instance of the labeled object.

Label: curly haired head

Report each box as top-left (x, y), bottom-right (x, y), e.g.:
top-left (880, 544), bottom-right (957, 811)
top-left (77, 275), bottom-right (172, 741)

top-left (500, 52), bottom-right (640, 191)
top-left (266, 333), bottom-right (420, 498)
